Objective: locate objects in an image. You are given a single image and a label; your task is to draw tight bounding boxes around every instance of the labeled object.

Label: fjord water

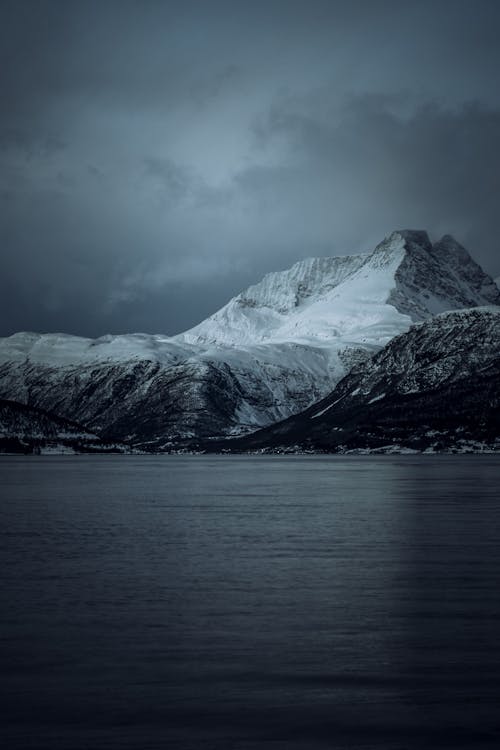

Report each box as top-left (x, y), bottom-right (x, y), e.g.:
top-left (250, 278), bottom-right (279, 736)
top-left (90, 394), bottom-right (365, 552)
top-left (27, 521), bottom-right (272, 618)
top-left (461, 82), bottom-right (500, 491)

top-left (1, 456), bottom-right (499, 749)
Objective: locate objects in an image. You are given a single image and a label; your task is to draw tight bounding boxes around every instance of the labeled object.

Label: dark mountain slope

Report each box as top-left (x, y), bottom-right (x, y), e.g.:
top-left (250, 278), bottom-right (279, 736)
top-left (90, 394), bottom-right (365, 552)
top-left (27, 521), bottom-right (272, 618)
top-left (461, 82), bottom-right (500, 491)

top-left (218, 307), bottom-right (500, 454)
top-left (0, 398), bottom-right (124, 454)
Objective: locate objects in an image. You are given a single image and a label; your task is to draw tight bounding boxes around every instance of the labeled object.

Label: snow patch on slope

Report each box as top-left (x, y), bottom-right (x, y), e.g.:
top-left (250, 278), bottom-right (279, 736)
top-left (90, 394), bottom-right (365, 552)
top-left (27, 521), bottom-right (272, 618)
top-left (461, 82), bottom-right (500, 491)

top-left (0, 331), bottom-right (194, 367)
top-left (178, 231), bottom-right (411, 348)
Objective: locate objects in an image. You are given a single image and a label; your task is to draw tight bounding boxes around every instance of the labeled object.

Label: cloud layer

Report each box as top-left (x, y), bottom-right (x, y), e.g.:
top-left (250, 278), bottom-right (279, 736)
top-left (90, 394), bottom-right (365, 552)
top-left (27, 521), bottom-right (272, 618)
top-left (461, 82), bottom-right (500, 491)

top-left (1, 0), bottom-right (500, 336)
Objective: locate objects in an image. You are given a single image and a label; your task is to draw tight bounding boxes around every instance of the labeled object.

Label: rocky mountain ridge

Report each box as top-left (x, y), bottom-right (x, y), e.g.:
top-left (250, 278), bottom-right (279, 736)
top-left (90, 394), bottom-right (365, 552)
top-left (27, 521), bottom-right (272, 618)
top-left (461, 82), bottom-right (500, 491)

top-left (222, 307), bottom-right (500, 454)
top-left (179, 230), bottom-right (499, 347)
top-left (0, 230), bottom-right (498, 448)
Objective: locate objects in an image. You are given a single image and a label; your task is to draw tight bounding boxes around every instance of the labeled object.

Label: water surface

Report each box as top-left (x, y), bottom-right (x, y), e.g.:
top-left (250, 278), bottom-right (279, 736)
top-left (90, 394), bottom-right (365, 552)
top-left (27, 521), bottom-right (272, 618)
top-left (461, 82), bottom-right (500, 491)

top-left (1, 455), bottom-right (499, 749)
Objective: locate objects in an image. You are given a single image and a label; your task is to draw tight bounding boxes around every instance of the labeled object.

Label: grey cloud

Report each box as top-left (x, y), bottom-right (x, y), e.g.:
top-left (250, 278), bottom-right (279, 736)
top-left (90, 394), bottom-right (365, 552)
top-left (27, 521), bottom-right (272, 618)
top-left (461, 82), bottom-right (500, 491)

top-left (1, 1), bottom-right (500, 337)
top-left (2, 94), bottom-right (500, 338)
top-left (237, 95), bottom-right (500, 269)
top-left (144, 157), bottom-right (199, 204)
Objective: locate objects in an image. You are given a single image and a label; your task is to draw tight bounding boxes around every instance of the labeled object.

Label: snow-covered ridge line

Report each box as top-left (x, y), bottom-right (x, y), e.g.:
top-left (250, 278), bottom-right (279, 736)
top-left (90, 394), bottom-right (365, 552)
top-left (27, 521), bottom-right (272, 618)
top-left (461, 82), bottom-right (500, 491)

top-left (0, 330), bottom-right (191, 366)
top-left (1, 229), bottom-right (498, 365)
top-left (0, 229), bottom-right (498, 445)
top-left (419, 304), bottom-right (500, 322)
top-left (178, 229), bottom-right (499, 347)
top-left (237, 252), bottom-right (370, 312)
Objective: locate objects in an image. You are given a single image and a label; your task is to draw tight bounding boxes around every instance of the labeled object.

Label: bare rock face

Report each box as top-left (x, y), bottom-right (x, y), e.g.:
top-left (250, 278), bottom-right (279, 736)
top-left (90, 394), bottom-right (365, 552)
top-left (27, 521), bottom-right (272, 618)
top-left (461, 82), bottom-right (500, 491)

top-left (387, 231), bottom-right (500, 320)
top-left (0, 231), bottom-right (498, 448)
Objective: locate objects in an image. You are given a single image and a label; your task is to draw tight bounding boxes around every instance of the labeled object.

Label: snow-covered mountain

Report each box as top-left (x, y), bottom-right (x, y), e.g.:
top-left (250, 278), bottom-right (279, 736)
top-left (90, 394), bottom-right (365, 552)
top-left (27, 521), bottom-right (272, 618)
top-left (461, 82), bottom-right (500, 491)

top-left (0, 230), bottom-right (498, 447)
top-left (179, 230), bottom-right (498, 346)
top-left (227, 307), bottom-right (500, 454)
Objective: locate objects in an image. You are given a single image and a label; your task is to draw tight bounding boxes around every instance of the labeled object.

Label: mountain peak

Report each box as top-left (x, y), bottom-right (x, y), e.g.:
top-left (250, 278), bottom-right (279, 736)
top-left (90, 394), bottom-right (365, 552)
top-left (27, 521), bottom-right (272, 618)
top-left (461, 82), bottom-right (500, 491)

top-left (367, 230), bottom-right (432, 271)
top-left (1, 229), bottom-right (498, 449)
top-left (386, 230), bottom-right (500, 320)
top-left (178, 229), bottom-right (499, 346)
top-left (393, 229), bottom-right (432, 249)
top-left (432, 233), bottom-right (475, 264)
top-left (373, 229), bottom-right (432, 256)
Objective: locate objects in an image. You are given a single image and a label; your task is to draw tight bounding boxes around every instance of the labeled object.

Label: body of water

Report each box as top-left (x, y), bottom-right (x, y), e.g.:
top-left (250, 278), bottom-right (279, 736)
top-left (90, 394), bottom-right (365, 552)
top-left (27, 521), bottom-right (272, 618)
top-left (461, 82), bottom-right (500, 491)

top-left (1, 455), bottom-right (499, 749)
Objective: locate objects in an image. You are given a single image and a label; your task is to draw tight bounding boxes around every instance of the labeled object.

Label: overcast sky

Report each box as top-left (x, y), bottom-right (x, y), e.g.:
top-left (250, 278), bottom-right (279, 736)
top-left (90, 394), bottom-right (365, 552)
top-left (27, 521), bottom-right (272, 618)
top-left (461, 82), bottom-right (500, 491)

top-left (1, 0), bottom-right (500, 337)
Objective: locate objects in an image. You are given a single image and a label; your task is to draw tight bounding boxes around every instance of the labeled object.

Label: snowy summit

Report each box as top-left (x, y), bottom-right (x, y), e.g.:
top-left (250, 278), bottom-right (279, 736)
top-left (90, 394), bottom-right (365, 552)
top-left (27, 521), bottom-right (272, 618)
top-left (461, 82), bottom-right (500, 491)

top-left (0, 230), bottom-right (498, 448)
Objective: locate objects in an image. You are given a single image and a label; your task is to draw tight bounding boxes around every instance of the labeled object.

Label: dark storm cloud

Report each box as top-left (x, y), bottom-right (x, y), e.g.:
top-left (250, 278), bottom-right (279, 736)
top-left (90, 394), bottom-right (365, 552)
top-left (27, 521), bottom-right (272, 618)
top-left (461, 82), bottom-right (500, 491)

top-left (1, 0), bottom-right (500, 336)
top-left (241, 94), bottom-right (500, 268)
top-left (143, 157), bottom-right (199, 205)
